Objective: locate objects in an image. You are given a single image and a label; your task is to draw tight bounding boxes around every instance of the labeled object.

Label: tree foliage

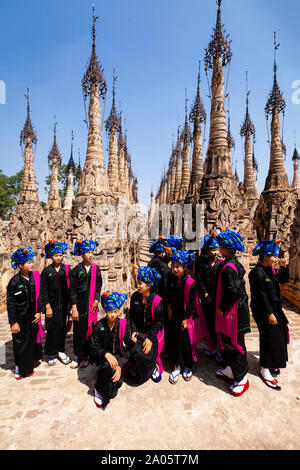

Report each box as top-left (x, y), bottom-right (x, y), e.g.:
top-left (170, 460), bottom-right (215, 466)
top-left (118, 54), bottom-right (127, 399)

top-left (0, 169), bottom-right (24, 220)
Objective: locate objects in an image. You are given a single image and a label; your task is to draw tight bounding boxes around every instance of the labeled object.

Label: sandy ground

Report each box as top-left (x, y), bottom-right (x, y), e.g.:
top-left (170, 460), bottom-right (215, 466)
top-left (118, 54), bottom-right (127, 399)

top-left (0, 302), bottom-right (299, 451)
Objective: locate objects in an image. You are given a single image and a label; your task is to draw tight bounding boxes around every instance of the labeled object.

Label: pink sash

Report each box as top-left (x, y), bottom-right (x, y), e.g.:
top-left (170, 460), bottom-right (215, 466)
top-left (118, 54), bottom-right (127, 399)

top-left (215, 262), bottom-right (245, 355)
top-left (85, 263), bottom-right (99, 340)
top-left (272, 268), bottom-right (290, 345)
top-left (119, 318), bottom-right (127, 352)
top-left (184, 277), bottom-right (217, 362)
top-left (32, 271), bottom-right (46, 344)
top-left (64, 264), bottom-right (72, 333)
top-left (151, 295), bottom-right (165, 374)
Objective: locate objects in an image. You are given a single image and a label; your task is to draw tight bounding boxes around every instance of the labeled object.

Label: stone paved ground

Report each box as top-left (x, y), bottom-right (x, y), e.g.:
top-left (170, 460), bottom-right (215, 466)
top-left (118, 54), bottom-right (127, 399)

top-left (0, 301), bottom-right (299, 450)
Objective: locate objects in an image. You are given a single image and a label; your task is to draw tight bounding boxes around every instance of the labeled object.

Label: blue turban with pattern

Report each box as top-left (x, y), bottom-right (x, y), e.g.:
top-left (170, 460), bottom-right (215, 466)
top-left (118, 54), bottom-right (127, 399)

top-left (11, 247), bottom-right (35, 270)
top-left (101, 291), bottom-right (128, 311)
top-left (200, 233), bottom-right (219, 253)
top-left (216, 229), bottom-right (245, 254)
top-left (73, 240), bottom-right (99, 256)
top-left (136, 266), bottom-right (162, 287)
top-left (252, 240), bottom-right (281, 257)
top-left (165, 235), bottom-right (183, 250)
top-left (171, 248), bottom-right (196, 267)
top-left (45, 240), bottom-right (69, 259)
top-left (149, 237), bottom-right (169, 254)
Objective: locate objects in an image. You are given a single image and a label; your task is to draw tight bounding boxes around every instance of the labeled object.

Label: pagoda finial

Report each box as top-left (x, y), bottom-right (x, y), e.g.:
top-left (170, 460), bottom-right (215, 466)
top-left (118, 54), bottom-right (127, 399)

top-left (105, 68), bottom-right (121, 134)
top-left (226, 96), bottom-right (235, 150)
top-left (48, 117), bottom-right (62, 164)
top-left (67, 130), bottom-right (75, 173)
top-left (190, 60), bottom-right (206, 124)
top-left (181, 89), bottom-right (192, 143)
top-left (240, 70), bottom-right (256, 140)
top-left (82, 5), bottom-right (107, 99)
top-left (265, 31), bottom-right (285, 117)
top-left (204, 0), bottom-right (232, 71)
top-left (20, 88), bottom-right (37, 147)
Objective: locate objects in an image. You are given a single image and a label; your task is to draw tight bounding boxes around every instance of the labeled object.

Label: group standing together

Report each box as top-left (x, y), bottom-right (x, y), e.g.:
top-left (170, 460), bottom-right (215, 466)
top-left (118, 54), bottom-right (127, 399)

top-left (6, 229), bottom-right (290, 409)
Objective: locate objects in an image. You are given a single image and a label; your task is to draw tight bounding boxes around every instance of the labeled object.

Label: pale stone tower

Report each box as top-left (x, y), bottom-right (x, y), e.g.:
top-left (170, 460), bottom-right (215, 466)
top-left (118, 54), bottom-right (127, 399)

top-left (47, 119), bottom-right (62, 209)
top-left (173, 128), bottom-right (182, 202)
top-left (18, 89), bottom-right (39, 206)
top-left (178, 94), bottom-right (192, 202)
top-left (105, 71), bottom-right (121, 194)
top-left (64, 132), bottom-right (76, 211)
top-left (291, 147), bottom-right (300, 193)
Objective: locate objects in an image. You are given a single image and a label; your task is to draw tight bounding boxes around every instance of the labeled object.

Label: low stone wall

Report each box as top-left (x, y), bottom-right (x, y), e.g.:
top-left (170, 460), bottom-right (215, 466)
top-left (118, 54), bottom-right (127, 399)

top-left (281, 282), bottom-right (300, 310)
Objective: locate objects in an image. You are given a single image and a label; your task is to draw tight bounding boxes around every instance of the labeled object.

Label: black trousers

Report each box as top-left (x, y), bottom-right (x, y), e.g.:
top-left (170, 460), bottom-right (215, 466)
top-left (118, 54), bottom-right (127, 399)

top-left (45, 308), bottom-right (67, 356)
top-left (167, 321), bottom-right (194, 369)
top-left (94, 355), bottom-right (128, 403)
top-left (258, 323), bottom-right (288, 369)
top-left (12, 323), bottom-right (42, 377)
top-left (73, 316), bottom-right (91, 360)
top-left (221, 332), bottom-right (249, 382)
top-left (128, 336), bottom-right (158, 385)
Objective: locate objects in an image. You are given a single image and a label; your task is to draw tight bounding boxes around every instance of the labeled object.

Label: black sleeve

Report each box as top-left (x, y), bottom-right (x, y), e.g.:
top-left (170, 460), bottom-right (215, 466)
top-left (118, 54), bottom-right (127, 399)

top-left (128, 292), bottom-right (138, 331)
top-left (36, 274), bottom-right (44, 313)
top-left (276, 266), bottom-right (290, 284)
top-left (219, 266), bottom-right (242, 313)
top-left (41, 268), bottom-right (49, 306)
top-left (184, 282), bottom-right (197, 320)
top-left (90, 323), bottom-right (106, 363)
top-left (123, 319), bottom-right (133, 346)
top-left (249, 269), bottom-right (273, 317)
top-left (148, 299), bottom-right (164, 344)
top-left (6, 278), bottom-right (17, 325)
top-left (94, 266), bottom-right (102, 301)
top-left (69, 267), bottom-right (78, 306)
top-left (195, 259), bottom-right (207, 298)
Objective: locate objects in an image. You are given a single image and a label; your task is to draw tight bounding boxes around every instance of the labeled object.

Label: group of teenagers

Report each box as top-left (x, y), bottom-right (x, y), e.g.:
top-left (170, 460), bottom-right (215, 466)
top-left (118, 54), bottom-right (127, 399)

top-left (6, 228), bottom-right (290, 409)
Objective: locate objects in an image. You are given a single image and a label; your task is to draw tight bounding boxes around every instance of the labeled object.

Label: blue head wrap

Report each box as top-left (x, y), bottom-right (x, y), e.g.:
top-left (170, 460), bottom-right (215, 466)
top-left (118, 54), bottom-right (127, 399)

top-left (11, 247), bottom-right (35, 270)
top-left (200, 234), bottom-right (219, 253)
top-left (45, 240), bottom-right (69, 259)
top-left (136, 266), bottom-right (162, 287)
top-left (149, 238), bottom-right (169, 254)
top-left (165, 235), bottom-right (183, 250)
top-left (101, 291), bottom-right (128, 311)
top-left (73, 240), bottom-right (99, 256)
top-left (171, 248), bottom-right (196, 267)
top-left (216, 229), bottom-right (245, 254)
top-left (252, 240), bottom-right (281, 257)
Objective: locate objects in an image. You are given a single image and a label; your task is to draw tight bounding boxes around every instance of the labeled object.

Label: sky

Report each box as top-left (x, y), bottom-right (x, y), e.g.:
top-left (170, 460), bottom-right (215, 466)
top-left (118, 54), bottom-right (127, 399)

top-left (0, 0), bottom-right (300, 209)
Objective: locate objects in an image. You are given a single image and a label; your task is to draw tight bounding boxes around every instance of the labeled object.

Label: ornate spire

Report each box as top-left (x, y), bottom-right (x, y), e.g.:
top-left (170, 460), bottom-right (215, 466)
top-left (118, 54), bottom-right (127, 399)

top-left (67, 131), bottom-right (76, 174)
top-left (291, 145), bottom-right (300, 191)
top-left (179, 92), bottom-right (192, 201)
top-left (265, 32), bottom-right (286, 118)
top-left (76, 148), bottom-right (82, 181)
top-left (82, 5), bottom-right (107, 99)
top-left (240, 71), bottom-right (256, 140)
top-left (105, 69), bottom-right (121, 135)
top-left (64, 131), bottom-right (76, 210)
top-left (20, 88), bottom-right (37, 147)
top-left (204, 0), bottom-right (232, 71)
top-left (190, 61), bottom-right (206, 125)
top-left (173, 126), bottom-right (182, 202)
top-left (47, 117), bottom-right (62, 209)
top-left (48, 117), bottom-right (62, 165)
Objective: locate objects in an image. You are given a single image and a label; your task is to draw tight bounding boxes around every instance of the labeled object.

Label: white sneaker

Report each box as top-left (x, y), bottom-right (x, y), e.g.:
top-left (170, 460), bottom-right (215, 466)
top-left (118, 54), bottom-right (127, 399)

top-left (182, 368), bottom-right (192, 381)
top-left (70, 357), bottom-right (79, 369)
top-left (58, 352), bottom-right (71, 365)
top-left (48, 356), bottom-right (57, 366)
top-left (94, 388), bottom-right (103, 408)
top-left (15, 366), bottom-right (21, 379)
top-left (169, 365), bottom-right (181, 384)
top-left (151, 364), bottom-right (162, 383)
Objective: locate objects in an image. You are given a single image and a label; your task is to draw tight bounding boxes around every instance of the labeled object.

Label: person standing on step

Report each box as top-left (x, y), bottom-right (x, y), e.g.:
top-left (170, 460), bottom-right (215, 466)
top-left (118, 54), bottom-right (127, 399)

top-left (69, 239), bottom-right (102, 369)
top-left (214, 229), bottom-right (251, 398)
top-left (249, 239), bottom-right (289, 391)
top-left (41, 240), bottom-right (72, 366)
top-left (7, 247), bottom-right (45, 380)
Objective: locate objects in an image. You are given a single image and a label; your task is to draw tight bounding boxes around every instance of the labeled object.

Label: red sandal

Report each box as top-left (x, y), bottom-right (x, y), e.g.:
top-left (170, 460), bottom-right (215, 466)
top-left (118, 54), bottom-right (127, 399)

top-left (259, 373), bottom-right (281, 391)
top-left (230, 379), bottom-right (249, 397)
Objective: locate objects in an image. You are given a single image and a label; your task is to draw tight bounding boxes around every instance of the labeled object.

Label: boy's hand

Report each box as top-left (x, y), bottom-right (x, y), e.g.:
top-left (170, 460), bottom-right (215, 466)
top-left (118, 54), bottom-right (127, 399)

top-left (105, 352), bottom-right (118, 370)
top-left (92, 300), bottom-right (99, 312)
top-left (131, 332), bottom-right (138, 343)
top-left (11, 322), bottom-right (20, 334)
top-left (143, 338), bottom-right (152, 355)
top-left (112, 365), bottom-right (121, 383)
top-left (216, 307), bottom-right (224, 317)
top-left (32, 313), bottom-right (41, 324)
top-left (46, 305), bottom-right (53, 318)
top-left (268, 313), bottom-right (278, 325)
top-left (180, 319), bottom-right (188, 331)
top-left (71, 306), bottom-right (79, 321)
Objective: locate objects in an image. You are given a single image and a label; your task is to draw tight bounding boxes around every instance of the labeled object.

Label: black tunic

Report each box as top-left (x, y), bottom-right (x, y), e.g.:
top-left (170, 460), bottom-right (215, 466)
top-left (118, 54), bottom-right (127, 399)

top-left (249, 264), bottom-right (289, 369)
top-left (7, 272), bottom-right (43, 376)
top-left (148, 255), bottom-right (171, 300)
top-left (90, 317), bottom-right (131, 402)
top-left (166, 273), bottom-right (197, 368)
top-left (213, 258), bottom-right (250, 381)
top-left (69, 262), bottom-right (102, 360)
top-left (41, 264), bottom-right (70, 356)
top-left (127, 291), bottom-right (164, 384)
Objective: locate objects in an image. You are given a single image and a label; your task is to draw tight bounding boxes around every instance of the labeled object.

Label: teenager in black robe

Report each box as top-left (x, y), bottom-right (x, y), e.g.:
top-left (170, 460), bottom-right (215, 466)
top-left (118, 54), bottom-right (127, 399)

top-left (41, 241), bottom-right (71, 366)
top-left (7, 247), bottom-right (43, 379)
top-left (127, 265), bottom-right (164, 385)
top-left (90, 291), bottom-right (131, 409)
top-left (249, 240), bottom-right (289, 390)
top-left (166, 248), bottom-right (198, 384)
top-left (214, 229), bottom-right (250, 397)
top-left (195, 233), bottom-right (222, 361)
top-left (69, 240), bottom-right (102, 369)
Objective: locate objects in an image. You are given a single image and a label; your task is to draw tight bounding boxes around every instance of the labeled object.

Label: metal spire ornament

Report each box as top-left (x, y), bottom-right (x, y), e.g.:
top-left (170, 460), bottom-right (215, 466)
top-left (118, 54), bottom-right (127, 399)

top-left (204, 0), bottom-right (232, 71)
top-left (20, 88), bottom-right (37, 148)
top-left (189, 60), bottom-right (206, 125)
